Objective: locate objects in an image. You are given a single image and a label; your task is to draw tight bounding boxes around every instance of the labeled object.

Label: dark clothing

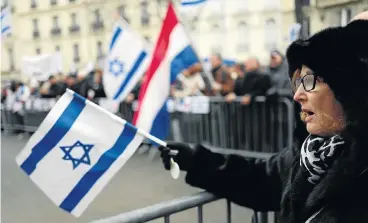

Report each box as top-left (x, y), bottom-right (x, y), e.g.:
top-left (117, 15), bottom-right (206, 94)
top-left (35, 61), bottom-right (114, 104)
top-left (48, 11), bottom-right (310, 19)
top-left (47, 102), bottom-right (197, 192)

top-left (60, 83), bottom-right (79, 95)
top-left (40, 83), bottom-right (63, 98)
top-left (184, 136), bottom-right (368, 222)
top-left (233, 71), bottom-right (272, 97)
top-left (209, 65), bottom-right (234, 96)
top-left (79, 73), bottom-right (106, 99)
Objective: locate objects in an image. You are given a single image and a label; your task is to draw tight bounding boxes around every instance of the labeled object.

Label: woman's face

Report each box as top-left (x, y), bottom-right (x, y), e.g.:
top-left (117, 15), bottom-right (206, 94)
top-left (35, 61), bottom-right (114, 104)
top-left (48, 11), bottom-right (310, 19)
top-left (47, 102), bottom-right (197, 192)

top-left (293, 65), bottom-right (346, 137)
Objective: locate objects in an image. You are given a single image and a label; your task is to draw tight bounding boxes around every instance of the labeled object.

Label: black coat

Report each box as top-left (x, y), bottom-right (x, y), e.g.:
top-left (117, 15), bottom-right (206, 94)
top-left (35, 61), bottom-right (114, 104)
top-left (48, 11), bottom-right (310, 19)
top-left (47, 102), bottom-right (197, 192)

top-left (233, 71), bottom-right (272, 97)
top-left (184, 134), bottom-right (368, 222)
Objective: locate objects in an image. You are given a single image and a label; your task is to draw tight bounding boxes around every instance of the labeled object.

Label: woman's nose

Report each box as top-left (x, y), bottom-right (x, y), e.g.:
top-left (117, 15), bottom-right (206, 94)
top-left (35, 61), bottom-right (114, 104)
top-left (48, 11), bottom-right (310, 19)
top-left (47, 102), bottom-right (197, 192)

top-left (293, 86), bottom-right (307, 103)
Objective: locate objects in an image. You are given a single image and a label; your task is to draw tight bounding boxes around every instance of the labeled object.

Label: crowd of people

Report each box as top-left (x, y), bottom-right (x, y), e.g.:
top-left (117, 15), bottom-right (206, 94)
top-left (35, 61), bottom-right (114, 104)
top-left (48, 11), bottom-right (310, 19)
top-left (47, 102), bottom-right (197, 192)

top-left (1, 50), bottom-right (292, 107)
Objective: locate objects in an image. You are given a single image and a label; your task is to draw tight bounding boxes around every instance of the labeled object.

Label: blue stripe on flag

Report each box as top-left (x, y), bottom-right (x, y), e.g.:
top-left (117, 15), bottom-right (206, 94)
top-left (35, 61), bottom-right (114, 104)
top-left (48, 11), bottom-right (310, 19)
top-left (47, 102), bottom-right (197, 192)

top-left (149, 102), bottom-right (170, 145)
top-left (109, 26), bottom-right (122, 52)
top-left (170, 45), bottom-right (199, 84)
top-left (59, 122), bottom-right (138, 213)
top-left (181, 0), bottom-right (206, 6)
top-left (112, 51), bottom-right (148, 100)
top-left (20, 93), bottom-right (86, 175)
top-left (1, 26), bottom-right (10, 34)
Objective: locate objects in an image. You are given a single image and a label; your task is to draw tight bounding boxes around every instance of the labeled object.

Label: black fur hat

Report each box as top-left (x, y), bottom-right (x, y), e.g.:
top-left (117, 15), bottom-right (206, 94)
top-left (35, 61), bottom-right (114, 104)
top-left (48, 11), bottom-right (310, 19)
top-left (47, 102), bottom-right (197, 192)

top-left (286, 19), bottom-right (368, 139)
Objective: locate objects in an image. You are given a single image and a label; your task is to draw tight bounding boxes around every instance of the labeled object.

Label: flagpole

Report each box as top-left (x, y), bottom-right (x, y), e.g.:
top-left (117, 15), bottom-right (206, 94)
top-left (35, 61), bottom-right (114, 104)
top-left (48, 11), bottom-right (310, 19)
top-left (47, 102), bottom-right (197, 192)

top-left (170, 0), bottom-right (218, 95)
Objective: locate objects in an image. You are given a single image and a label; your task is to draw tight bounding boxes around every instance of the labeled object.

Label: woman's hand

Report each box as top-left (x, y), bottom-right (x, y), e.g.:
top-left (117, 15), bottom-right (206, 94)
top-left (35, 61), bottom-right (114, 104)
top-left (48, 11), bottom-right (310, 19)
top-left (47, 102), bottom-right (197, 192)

top-left (158, 142), bottom-right (196, 171)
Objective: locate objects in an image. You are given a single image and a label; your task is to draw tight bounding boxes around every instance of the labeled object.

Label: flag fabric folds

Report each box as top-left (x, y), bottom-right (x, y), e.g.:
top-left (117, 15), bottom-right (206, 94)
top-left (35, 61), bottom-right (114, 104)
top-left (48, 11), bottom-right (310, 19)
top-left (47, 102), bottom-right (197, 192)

top-left (103, 20), bottom-right (150, 102)
top-left (132, 1), bottom-right (199, 142)
top-left (16, 89), bottom-right (144, 217)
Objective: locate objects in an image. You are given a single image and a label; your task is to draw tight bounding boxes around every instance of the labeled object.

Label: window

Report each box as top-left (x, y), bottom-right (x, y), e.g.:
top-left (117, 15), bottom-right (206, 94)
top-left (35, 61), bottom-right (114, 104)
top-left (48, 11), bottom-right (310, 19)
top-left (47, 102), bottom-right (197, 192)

top-left (71, 13), bottom-right (77, 25)
top-left (340, 8), bottom-right (352, 26)
top-left (32, 18), bottom-right (39, 38)
top-left (73, 44), bottom-right (79, 62)
top-left (8, 48), bottom-right (14, 71)
top-left (97, 41), bottom-right (103, 58)
top-left (237, 21), bottom-right (249, 52)
top-left (50, 0), bottom-right (57, 5)
top-left (265, 19), bottom-right (277, 50)
top-left (55, 45), bottom-right (60, 52)
top-left (31, 0), bottom-right (36, 8)
top-left (92, 9), bottom-right (103, 30)
top-left (36, 48), bottom-right (41, 55)
top-left (53, 16), bottom-right (59, 28)
top-left (94, 9), bottom-right (101, 22)
top-left (118, 5), bottom-right (129, 23)
top-left (33, 18), bottom-right (38, 31)
top-left (140, 1), bottom-right (150, 26)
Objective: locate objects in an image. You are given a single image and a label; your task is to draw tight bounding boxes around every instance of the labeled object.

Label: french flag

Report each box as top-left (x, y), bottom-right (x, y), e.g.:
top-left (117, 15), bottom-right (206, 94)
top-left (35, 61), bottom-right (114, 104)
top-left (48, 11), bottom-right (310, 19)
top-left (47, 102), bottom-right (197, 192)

top-left (132, 1), bottom-right (199, 141)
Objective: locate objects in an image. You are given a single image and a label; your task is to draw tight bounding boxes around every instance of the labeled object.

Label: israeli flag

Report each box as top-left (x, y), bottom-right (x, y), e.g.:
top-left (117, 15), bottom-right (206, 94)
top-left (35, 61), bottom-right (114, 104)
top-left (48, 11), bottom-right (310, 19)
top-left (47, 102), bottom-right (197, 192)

top-left (1, 5), bottom-right (12, 37)
top-left (103, 21), bottom-right (150, 103)
top-left (15, 89), bottom-right (145, 217)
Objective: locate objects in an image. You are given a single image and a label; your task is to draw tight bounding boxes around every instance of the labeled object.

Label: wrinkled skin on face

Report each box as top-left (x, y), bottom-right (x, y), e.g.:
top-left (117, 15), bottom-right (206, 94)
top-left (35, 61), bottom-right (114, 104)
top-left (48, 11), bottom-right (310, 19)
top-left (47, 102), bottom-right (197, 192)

top-left (293, 65), bottom-right (346, 137)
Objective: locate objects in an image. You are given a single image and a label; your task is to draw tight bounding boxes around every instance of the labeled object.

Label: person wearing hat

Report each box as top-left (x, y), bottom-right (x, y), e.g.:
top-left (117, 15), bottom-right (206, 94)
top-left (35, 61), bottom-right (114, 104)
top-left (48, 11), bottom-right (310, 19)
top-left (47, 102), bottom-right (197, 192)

top-left (158, 18), bottom-right (368, 222)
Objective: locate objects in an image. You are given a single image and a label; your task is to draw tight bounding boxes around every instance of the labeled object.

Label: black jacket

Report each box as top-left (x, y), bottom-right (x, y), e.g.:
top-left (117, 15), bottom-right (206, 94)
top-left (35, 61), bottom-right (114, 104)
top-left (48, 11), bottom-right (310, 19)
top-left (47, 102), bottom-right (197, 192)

top-left (234, 71), bottom-right (272, 97)
top-left (184, 124), bottom-right (368, 222)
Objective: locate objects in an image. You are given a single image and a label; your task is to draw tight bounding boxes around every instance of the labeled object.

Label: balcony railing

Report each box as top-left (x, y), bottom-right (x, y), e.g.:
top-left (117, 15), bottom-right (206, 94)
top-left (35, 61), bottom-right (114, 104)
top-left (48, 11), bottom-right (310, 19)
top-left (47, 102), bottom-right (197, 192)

top-left (91, 21), bottom-right (104, 32)
top-left (69, 25), bottom-right (80, 34)
top-left (50, 28), bottom-right (61, 36)
top-left (33, 31), bottom-right (40, 39)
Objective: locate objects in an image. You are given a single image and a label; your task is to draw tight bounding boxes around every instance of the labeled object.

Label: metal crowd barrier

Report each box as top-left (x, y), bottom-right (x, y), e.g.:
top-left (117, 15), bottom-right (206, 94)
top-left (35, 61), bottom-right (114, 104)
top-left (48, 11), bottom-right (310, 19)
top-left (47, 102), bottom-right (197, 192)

top-left (1, 95), bottom-right (294, 153)
top-left (1, 95), bottom-right (292, 223)
top-left (91, 150), bottom-right (278, 223)
top-left (90, 191), bottom-right (276, 223)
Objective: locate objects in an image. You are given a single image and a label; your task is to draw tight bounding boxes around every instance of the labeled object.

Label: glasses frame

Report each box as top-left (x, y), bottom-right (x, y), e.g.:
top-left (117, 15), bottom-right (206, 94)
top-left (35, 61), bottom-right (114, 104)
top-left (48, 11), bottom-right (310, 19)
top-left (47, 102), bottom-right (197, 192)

top-left (293, 73), bottom-right (321, 92)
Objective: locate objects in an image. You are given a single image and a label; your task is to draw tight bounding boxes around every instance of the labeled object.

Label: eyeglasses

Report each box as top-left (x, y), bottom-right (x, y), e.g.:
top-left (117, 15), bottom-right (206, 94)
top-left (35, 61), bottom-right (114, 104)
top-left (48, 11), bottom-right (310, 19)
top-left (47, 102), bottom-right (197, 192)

top-left (293, 73), bottom-right (322, 92)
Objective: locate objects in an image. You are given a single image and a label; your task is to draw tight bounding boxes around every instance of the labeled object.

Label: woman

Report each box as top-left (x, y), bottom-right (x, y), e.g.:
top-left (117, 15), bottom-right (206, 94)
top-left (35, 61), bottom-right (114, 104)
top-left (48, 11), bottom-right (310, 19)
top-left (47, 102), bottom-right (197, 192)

top-left (159, 19), bottom-right (368, 222)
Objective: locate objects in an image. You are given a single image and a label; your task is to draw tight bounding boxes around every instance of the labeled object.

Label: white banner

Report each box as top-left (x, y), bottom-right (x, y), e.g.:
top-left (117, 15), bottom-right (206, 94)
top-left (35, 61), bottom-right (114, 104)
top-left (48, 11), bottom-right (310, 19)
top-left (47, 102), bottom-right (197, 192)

top-left (21, 53), bottom-right (63, 81)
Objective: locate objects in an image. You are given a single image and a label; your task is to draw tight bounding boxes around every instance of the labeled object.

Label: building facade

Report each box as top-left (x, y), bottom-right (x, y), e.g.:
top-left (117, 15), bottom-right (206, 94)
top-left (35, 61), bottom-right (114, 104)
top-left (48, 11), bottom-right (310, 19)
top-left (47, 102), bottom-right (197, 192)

top-left (1, 0), bottom-right (367, 81)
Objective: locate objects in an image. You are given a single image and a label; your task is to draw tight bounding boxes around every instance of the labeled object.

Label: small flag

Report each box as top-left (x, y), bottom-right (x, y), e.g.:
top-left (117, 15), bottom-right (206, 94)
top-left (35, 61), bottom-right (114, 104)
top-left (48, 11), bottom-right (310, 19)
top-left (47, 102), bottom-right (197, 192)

top-left (1, 5), bottom-right (12, 37)
top-left (133, 1), bottom-right (199, 142)
top-left (180, 0), bottom-right (207, 19)
top-left (103, 20), bottom-right (150, 103)
top-left (15, 89), bottom-right (145, 217)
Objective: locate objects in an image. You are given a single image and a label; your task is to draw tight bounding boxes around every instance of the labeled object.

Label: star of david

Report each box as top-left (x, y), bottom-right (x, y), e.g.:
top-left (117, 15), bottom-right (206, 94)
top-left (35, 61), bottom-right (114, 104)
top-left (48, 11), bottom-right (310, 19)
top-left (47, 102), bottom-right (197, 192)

top-left (60, 140), bottom-right (94, 169)
top-left (108, 59), bottom-right (124, 77)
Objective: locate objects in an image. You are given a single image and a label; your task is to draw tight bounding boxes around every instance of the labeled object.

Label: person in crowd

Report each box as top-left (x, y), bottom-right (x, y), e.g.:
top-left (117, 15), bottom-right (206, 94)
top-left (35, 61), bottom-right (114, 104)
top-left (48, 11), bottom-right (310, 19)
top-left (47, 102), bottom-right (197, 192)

top-left (225, 57), bottom-right (272, 105)
top-left (12, 81), bottom-right (30, 137)
top-left (80, 68), bottom-right (106, 101)
top-left (60, 75), bottom-right (78, 95)
top-left (207, 53), bottom-right (234, 96)
top-left (267, 50), bottom-right (292, 95)
top-left (159, 18), bottom-right (368, 222)
top-left (39, 75), bottom-right (63, 98)
top-left (171, 63), bottom-right (206, 98)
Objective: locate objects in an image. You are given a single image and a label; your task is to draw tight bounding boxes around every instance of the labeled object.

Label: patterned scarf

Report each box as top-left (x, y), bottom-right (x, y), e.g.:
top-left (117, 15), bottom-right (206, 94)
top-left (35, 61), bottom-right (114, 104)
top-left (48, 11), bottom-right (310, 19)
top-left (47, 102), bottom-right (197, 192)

top-left (300, 134), bottom-right (346, 184)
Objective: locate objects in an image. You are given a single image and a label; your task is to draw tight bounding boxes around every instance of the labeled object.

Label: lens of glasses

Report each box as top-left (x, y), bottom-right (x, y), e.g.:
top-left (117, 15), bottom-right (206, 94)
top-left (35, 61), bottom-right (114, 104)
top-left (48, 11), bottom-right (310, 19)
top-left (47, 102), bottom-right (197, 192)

top-left (293, 78), bottom-right (302, 92)
top-left (303, 74), bottom-right (315, 91)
